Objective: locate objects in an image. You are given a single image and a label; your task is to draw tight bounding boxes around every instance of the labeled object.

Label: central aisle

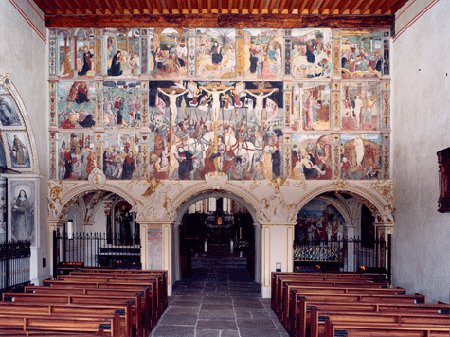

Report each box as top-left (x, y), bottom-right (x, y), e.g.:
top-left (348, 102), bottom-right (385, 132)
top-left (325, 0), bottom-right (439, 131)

top-left (151, 266), bottom-right (289, 337)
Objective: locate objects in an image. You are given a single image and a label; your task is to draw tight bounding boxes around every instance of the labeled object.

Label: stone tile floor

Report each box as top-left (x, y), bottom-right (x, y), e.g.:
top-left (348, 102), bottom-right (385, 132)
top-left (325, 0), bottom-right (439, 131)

top-left (150, 266), bottom-right (289, 337)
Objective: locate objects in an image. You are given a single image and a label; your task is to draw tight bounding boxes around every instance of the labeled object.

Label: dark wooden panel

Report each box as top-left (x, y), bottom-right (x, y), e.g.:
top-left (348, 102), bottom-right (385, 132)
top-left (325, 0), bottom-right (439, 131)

top-left (44, 13), bottom-right (394, 28)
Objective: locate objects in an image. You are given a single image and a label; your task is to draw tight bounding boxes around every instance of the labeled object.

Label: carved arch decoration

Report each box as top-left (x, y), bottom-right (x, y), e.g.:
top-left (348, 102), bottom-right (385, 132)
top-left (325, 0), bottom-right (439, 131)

top-left (48, 176), bottom-right (139, 222)
top-left (0, 74), bottom-right (39, 173)
top-left (294, 180), bottom-right (395, 225)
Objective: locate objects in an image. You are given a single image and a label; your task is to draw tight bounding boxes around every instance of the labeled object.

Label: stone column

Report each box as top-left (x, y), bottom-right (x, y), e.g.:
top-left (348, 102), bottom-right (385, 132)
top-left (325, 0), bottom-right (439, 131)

top-left (0, 177), bottom-right (7, 243)
top-left (346, 226), bottom-right (357, 272)
top-left (48, 219), bottom-right (65, 278)
top-left (253, 222), bottom-right (261, 283)
top-left (140, 221), bottom-right (173, 295)
top-left (260, 223), bottom-right (296, 298)
top-left (374, 222), bottom-right (394, 275)
top-left (172, 223), bottom-right (181, 283)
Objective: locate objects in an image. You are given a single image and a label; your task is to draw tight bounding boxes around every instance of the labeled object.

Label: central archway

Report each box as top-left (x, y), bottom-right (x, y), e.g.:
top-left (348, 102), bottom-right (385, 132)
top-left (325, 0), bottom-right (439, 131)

top-left (171, 189), bottom-right (262, 288)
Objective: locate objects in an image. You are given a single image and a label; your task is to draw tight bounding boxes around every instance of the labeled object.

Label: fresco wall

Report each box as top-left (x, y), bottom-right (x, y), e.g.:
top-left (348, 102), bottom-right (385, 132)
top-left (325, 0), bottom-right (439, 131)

top-left (48, 27), bottom-right (390, 182)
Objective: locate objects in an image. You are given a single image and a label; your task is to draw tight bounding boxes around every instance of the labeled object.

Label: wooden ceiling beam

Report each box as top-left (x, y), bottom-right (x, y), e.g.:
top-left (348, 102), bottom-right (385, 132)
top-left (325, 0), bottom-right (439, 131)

top-left (44, 13), bottom-right (394, 29)
top-left (360, 0), bottom-right (376, 14)
top-left (350, 0), bottom-right (366, 14)
top-left (289, 0), bottom-right (300, 13)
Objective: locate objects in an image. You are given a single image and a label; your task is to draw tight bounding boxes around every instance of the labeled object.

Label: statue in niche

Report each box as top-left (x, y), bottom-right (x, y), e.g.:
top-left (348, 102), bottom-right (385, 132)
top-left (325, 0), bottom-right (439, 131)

top-left (115, 202), bottom-right (132, 245)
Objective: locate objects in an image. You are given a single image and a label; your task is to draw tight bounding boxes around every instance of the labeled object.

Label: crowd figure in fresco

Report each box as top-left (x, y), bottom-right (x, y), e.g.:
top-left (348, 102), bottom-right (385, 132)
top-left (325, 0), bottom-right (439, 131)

top-left (341, 43), bottom-right (383, 78)
top-left (103, 85), bottom-right (141, 128)
top-left (59, 134), bottom-right (96, 180)
top-left (150, 80), bottom-right (283, 181)
top-left (102, 137), bottom-right (139, 180)
top-left (291, 137), bottom-right (332, 180)
top-left (291, 31), bottom-right (332, 78)
top-left (301, 87), bottom-right (330, 131)
top-left (248, 41), bottom-right (282, 78)
top-left (59, 82), bottom-right (96, 129)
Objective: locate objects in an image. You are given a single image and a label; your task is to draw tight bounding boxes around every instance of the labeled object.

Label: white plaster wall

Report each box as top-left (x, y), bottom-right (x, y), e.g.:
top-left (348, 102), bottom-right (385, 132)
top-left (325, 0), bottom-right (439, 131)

top-left (392, 0), bottom-right (450, 303)
top-left (0, 1), bottom-right (48, 283)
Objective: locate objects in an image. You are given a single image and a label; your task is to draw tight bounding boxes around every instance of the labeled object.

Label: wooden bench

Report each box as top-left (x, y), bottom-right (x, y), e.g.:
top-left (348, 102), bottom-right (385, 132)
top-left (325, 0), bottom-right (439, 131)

top-left (271, 272), bottom-right (386, 311)
top-left (274, 274), bottom-right (389, 315)
top-left (67, 269), bottom-right (168, 313)
top-left (311, 307), bottom-right (450, 337)
top-left (290, 292), bottom-right (426, 336)
top-left (324, 320), bottom-right (450, 337)
top-left (55, 274), bottom-right (162, 319)
top-left (2, 292), bottom-right (143, 337)
top-left (42, 278), bottom-right (154, 333)
top-left (296, 302), bottom-right (450, 337)
top-left (279, 282), bottom-right (401, 321)
top-left (0, 313), bottom-right (120, 336)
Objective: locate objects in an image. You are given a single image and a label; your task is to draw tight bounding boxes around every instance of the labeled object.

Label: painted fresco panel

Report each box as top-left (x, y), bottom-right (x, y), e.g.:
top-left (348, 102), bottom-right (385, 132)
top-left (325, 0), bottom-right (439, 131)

top-left (149, 80), bottom-right (284, 180)
top-left (195, 28), bottom-right (236, 79)
top-left (150, 28), bottom-right (189, 78)
top-left (341, 30), bottom-right (385, 79)
top-left (0, 95), bottom-right (22, 127)
top-left (57, 81), bottom-right (97, 129)
top-left (58, 132), bottom-right (96, 180)
top-left (102, 133), bottom-right (142, 180)
top-left (291, 133), bottom-right (333, 180)
top-left (340, 134), bottom-right (383, 180)
top-left (296, 198), bottom-right (345, 241)
top-left (5, 132), bottom-right (31, 169)
top-left (57, 29), bottom-right (96, 78)
top-left (9, 180), bottom-right (37, 245)
top-left (290, 29), bottom-right (332, 79)
top-left (341, 82), bottom-right (381, 131)
top-left (242, 28), bottom-right (283, 79)
top-left (293, 82), bottom-right (332, 131)
top-left (105, 29), bottom-right (141, 77)
top-left (103, 81), bottom-right (142, 129)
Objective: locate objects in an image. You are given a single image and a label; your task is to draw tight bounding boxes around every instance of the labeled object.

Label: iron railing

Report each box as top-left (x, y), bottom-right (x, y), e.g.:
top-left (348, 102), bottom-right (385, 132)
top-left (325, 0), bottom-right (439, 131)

top-left (53, 232), bottom-right (141, 276)
top-left (0, 241), bottom-right (31, 294)
top-left (294, 237), bottom-right (390, 280)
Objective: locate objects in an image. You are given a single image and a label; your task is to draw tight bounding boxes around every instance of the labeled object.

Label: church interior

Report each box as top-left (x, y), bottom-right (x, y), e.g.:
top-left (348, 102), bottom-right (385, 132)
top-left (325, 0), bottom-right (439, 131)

top-left (0, 0), bottom-right (449, 336)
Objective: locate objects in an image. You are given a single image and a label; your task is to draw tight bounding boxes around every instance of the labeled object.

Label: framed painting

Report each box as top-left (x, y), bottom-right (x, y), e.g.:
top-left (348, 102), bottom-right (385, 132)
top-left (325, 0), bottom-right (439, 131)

top-left (0, 94), bottom-right (23, 127)
top-left (8, 178), bottom-right (39, 246)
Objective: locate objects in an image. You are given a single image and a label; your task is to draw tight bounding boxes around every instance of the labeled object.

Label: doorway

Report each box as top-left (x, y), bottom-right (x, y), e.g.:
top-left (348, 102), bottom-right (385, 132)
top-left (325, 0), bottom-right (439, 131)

top-left (178, 197), bottom-right (256, 280)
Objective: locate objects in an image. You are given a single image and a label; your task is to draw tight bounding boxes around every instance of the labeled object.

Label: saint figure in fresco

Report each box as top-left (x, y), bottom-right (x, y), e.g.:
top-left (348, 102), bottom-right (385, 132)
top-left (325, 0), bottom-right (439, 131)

top-left (11, 135), bottom-right (27, 166)
top-left (12, 189), bottom-right (33, 242)
top-left (78, 46), bottom-right (93, 76)
top-left (108, 50), bottom-right (123, 77)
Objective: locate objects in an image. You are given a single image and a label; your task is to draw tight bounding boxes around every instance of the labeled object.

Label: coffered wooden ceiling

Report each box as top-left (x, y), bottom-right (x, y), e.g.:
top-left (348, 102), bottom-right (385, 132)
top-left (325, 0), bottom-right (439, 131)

top-left (33, 0), bottom-right (408, 29)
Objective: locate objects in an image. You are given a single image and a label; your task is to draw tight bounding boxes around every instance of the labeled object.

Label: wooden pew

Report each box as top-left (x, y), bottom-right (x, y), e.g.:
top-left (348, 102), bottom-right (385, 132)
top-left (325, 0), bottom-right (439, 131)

top-left (2, 292), bottom-right (143, 337)
top-left (21, 287), bottom-right (136, 337)
top-left (279, 282), bottom-right (402, 322)
top-left (324, 319), bottom-right (450, 337)
top-left (66, 270), bottom-right (168, 314)
top-left (290, 292), bottom-right (426, 336)
top-left (69, 269), bottom-right (168, 307)
top-left (55, 274), bottom-right (161, 320)
top-left (271, 272), bottom-right (386, 311)
top-left (0, 330), bottom-right (103, 336)
top-left (0, 313), bottom-right (120, 336)
top-left (275, 275), bottom-right (389, 316)
top-left (297, 302), bottom-right (450, 337)
top-left (42, 278), bottom-right (154, 332)
top-left (311, 307), bottom-right (450, 337)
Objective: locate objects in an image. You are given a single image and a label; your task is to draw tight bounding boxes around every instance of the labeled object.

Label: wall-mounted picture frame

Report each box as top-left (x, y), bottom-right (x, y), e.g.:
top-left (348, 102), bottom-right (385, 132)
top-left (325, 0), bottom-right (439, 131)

top-left (8, 177), bottom-right (39, 246)
top-left (437, 147), bottom-right (450, 213)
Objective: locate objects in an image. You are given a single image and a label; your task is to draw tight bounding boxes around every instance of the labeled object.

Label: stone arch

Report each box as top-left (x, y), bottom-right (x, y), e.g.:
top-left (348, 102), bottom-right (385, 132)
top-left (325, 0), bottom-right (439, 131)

top-left (170, 183), bottom-right (262, 224)
top-left (295, 184), bottom-right (388, 219)
top-left (0, 74), bottom-right (39, 173)
top-left (316, 195), bottom-right (352, 225)
top-left (58, 183), bottom-right (138, 221)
